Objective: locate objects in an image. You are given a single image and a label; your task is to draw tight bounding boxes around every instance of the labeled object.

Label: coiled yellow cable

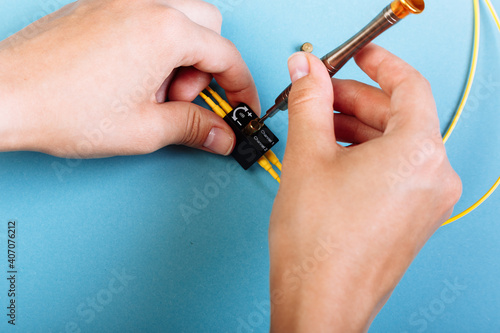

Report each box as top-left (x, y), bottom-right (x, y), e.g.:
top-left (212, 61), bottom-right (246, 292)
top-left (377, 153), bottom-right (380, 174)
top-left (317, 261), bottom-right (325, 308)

top-left (443, 178), bottom-right (500, 226)
top-left (442, 0), bottom-right (500, 226)
top-left (485, 0), bottom-right (500, 28)
top-left (443, 0), bottom-right (480, 144)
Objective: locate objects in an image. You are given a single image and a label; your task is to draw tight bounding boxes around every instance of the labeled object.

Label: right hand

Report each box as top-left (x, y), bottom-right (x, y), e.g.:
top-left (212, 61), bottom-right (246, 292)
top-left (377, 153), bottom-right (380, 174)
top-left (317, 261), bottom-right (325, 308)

top-left (268, 44), bottom-right (462, 332)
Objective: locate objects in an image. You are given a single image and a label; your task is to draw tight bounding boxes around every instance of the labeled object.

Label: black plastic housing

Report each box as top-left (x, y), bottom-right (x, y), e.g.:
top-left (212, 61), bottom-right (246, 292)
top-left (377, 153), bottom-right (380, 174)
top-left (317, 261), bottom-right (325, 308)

top-left (223, 104), bottom-right (279, 170)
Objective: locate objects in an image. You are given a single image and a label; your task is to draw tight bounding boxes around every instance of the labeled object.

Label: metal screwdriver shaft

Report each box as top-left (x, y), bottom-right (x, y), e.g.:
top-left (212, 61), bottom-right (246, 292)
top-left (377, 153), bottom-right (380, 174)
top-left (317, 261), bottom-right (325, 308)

top-left (252, 0), bottom-right (425, 129)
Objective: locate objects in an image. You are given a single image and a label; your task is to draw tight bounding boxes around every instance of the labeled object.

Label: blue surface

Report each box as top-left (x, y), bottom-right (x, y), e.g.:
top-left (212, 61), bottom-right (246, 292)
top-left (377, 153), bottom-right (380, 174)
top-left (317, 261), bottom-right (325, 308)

top-left (0, 0), bottom-right (499, 332)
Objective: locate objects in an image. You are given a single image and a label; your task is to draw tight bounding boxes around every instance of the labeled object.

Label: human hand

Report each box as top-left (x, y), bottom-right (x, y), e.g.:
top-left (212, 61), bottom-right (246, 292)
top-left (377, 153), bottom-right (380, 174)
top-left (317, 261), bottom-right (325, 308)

top-left (268, 45), bottom-right (462, 332)
top-left (0, 0), bottom-right (259, 158)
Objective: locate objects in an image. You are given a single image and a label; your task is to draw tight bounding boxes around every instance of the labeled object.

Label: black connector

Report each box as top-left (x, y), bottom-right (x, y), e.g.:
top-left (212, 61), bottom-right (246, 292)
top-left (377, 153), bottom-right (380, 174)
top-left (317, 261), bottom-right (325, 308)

top-left (223, 104), bottom-right (279, 170)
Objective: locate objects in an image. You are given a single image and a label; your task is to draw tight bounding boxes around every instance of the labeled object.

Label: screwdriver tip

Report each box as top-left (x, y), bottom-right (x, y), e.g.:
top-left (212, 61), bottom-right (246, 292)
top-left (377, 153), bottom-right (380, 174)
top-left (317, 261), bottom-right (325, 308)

top-left (259, 113), bottom-right (270, 123)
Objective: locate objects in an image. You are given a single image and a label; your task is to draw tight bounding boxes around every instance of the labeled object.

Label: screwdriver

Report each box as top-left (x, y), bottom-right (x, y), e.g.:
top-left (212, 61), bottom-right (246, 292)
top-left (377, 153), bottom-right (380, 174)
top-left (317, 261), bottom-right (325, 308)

top-left (244, 0), bottom-right (425, 135)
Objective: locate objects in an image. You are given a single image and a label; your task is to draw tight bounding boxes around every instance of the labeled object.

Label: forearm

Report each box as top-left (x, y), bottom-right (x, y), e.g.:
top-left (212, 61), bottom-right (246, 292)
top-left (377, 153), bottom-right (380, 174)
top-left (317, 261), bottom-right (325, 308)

top-left (269, 237), bottom-right (395, 332)
top-left (270, 277), bottom-right (375, 332)
top-left (0, 47), bottom-right (28, 152)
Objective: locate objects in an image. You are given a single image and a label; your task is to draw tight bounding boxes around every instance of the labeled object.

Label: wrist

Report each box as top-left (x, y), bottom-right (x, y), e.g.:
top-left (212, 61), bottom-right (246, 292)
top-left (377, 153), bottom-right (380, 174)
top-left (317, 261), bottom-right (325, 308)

top-left (268, 224), bottom-right (410, 332)
top-left (270, 259), bottom-right (380, 332)
top-left (0, 46), bottom-right (37, 153)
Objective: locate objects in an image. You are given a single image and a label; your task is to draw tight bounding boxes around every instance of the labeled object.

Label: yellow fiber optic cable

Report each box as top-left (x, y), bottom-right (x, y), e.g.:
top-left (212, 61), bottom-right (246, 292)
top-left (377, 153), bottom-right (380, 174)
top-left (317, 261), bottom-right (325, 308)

top-left (258, 157), bottom-right (281, 183)
top-left (442, 0), bottom-right (499, 226)
top-left (199, 90), bottom-right (282, 184)
top-left (199, 91), bottom-right (227, 118)
top-left (485, 0), bottom-right (500, 28)
top-left (443, 177), bottom-right (500, 226)
top-left (443, 0), bottom-right (480, 144)
top-left (206, 86), bottom-right (233, 114)
top-left (205, 86), bottom-right (284, 177)
top-left (264, 151), bottom-right (283, 171)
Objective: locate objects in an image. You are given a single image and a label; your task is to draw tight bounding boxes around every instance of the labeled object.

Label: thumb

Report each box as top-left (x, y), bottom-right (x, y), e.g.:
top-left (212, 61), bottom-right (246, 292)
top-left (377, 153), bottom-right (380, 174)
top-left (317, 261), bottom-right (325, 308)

top-left (149, 101), bottom-right (235, 155)
top-left (287, 52), bottom-right (336, 154)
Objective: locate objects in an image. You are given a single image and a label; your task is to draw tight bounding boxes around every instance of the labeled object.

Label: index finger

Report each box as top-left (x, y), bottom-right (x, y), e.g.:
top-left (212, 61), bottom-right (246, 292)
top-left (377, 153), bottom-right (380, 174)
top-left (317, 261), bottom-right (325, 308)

top-left (354, 44), bottom-right (439, 133)
top-left (162, 0), bottom-right (223, 33)
top-left (176, 17), bottom-right (261, 114)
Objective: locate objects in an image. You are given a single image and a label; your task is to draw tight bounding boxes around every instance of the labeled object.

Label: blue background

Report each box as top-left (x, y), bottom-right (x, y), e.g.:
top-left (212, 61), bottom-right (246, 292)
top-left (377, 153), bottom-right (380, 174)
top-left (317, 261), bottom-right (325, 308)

top-left (0, 0), bottom-right (499, 332)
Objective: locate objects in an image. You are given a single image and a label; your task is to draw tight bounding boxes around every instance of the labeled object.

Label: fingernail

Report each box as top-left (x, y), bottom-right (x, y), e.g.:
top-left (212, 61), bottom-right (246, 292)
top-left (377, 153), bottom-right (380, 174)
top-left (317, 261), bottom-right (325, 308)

top-left (288, 52), bottom-right (310, 83)
top-left (203, 127), bottom-right (233, 156)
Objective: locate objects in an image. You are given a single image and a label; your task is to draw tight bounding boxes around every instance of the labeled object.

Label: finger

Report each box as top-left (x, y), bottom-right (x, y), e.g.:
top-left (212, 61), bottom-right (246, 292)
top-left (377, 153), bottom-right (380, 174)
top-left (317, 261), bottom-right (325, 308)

top-left (155, 69), bottom-right (178, 103)
top-left (168, 67), bottom-right (213, 102)
top-left (175, 20), bottom-right (260, 114)
top-left (144, 102), bottom-right (235, 155)
top-left (333, 113), bottom-right (383, 144)
top-left (286, 52), bottom-right (336, 155)
top-left (354, 44), bottom-right (439, 132)
top-left (354, 44), bottom-right (423, 96)
top-left (162, 0), bottom-right (223, 33)
top-left (332, 78), bottom-right (391, 132)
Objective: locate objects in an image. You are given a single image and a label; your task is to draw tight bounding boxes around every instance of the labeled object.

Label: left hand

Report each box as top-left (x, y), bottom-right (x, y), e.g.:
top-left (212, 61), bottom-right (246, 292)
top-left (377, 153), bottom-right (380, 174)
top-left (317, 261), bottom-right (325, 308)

top-left (0, 0), bottom-right (260, 158)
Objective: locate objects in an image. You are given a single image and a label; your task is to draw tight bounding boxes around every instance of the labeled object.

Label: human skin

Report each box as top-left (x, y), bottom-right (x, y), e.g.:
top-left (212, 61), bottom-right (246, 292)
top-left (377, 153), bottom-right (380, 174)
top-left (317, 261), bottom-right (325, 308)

top-left (269, 46), bottom-right (462, 332)
top-left (0, 1), bottom-right (462, 331)
top-left (0, 0), bottom-right (260, 158)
